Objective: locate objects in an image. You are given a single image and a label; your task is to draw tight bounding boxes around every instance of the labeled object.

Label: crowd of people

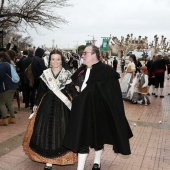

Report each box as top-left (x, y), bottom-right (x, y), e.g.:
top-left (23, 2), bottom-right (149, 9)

top-left (0, 37), bottom-right (20, 125)
top-left (120, 54), bottom-right (170, 106)
top-left (1, 37), bottom-right (170, 170)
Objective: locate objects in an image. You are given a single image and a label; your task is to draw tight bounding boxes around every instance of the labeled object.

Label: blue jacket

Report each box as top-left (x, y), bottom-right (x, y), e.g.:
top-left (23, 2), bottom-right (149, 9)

top-left (0, 62), bottom-right (18, 93)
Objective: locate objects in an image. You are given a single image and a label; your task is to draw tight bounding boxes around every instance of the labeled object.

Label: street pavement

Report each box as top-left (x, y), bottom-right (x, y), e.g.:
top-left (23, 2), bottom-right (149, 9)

top-left (0, 65), bottom-right (170, 170)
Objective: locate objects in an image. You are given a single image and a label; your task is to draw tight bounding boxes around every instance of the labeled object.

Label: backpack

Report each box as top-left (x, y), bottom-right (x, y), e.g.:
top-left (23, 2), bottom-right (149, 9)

top-left (25, 63), bottom-right (34, 87)
top-left (6, 64), bottom-right (20, 83)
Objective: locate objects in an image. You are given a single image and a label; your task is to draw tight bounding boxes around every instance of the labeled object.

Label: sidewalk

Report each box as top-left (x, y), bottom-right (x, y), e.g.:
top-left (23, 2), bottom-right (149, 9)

top-left (0, 71), bottom-right (170, 170)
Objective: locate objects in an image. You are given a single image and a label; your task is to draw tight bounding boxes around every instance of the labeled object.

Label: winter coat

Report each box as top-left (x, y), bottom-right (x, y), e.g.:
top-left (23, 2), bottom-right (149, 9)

top-left (0, 62), bottom-right (18, 93)
top-left (64, 61), bottom-right (133, 155)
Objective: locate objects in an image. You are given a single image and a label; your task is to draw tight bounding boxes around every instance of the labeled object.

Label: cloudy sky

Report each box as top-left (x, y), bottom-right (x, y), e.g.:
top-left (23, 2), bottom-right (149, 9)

top-left (28, 0), bottom-right (170, 49)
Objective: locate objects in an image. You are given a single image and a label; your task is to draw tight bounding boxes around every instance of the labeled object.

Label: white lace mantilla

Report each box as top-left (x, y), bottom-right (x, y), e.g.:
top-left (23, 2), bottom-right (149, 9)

top-left (40, 68), bottom-right (72, 110)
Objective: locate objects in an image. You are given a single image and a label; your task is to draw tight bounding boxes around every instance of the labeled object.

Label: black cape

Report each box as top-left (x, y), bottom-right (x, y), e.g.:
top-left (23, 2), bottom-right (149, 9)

top-left (63, 62), bottom-right (133, 155)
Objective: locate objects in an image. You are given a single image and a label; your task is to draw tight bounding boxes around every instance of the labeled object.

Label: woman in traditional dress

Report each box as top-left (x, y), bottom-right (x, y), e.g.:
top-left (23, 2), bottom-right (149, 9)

top-left (23, 50), bottom-right (78, 170)
top-left (120, 54), bottom-right (137, 101)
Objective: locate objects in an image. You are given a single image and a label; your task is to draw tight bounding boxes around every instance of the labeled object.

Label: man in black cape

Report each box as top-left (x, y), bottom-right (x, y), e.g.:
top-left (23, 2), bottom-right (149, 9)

top-left (63, 45), bottom-right (133, 170)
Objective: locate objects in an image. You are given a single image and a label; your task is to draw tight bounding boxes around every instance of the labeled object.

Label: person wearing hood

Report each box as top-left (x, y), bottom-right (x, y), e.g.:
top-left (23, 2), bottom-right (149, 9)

top-left (32, 47), bottom-right (47, 86)
top-left (152, 55), bottom-right (166, 98)
top-left (31, 48), bottom-right (46, 108)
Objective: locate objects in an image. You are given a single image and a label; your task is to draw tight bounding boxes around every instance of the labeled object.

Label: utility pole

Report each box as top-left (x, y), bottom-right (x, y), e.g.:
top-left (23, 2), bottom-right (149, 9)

top-left (52, 39), bottom-right (55, 49)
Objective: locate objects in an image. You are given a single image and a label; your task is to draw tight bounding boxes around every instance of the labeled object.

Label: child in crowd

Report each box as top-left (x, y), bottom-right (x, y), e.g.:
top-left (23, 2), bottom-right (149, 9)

top-left (137, 66), bottom-right (150, 106)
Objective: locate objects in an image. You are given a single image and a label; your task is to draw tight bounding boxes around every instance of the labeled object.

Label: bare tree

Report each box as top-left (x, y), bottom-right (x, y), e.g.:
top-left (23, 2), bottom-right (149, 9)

top-left (4, 30), bottom-right (33, 51)
top-left (0, 0), bottom-right (70, 30)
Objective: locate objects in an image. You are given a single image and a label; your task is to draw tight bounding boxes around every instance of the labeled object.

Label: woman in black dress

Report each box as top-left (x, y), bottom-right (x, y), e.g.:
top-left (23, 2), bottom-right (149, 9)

top-left (23, 50), bottom-right (77, 170)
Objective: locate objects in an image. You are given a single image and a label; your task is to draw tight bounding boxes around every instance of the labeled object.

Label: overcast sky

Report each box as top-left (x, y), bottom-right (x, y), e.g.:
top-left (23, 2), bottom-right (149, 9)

top-left (28, 0), bottom-right (170, 49)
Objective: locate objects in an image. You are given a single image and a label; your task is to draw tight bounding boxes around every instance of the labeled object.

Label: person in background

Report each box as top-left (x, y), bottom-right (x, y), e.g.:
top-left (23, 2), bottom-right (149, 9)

top-left (0, 52), bottom-right (18, 125)
top-left (120, 57), bottom-right (125, 73)
top-left (113, 57), bottom-right (118, 71)
top-left (6, 36), bottom-right (18, 53)
top-left (146, 56), bottom-right (156, 96)
top-left (121, 54), bottom-right (137, 101)
top-left (99, 56), bottom-right (105, 64)
top-left (136, 58), bottom-right (142, 73)
top-left (104, 56), bottom-right (109, 65)
top-left (17, 50), bottom-right (29, 103)
top-left (7, 50), bottom-right (17, 68)
top-left (32, 47), bottom-right (47, 91)
top-left (7, 49), bottom-right (19, 114)
top-left (63, 45), bottom-right (133, 170)
top-left (43, 51), bottom-right (50, 67)
top-left (22, 49), bottom-right (35, 109)
top-left (137, 66), bottom-right (150, 106)
top-left (152, 55), bottom-right (166, 98)
top-left (165, 56), bottom-right (170, 95)
top-left (143, 58), bottom-right (148, 66)
top-left (166, 56), bottom-right (170, 80)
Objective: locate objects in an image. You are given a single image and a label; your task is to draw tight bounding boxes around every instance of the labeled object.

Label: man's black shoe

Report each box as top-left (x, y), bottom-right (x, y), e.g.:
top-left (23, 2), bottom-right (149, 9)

top-left (160, 95), bottom-right (164, 98)
top-left (92, 163), bottom-right (100, 170)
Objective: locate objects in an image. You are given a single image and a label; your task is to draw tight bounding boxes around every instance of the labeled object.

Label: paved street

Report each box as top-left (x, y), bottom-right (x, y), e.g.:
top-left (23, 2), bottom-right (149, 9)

top-left (0, 67), bottom-right (170, 170)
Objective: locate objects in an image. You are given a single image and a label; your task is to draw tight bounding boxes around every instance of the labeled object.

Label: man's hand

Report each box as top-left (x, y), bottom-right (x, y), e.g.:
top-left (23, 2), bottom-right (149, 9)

top-left (75, 86), bottom-right (80, 92)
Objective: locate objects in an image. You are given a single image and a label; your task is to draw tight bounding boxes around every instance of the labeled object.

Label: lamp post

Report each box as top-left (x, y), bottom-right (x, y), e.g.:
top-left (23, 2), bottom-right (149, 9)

top-left (52, 39), bottom-right (55, 49)
top-left (88, 35), bottom-right (96, 45)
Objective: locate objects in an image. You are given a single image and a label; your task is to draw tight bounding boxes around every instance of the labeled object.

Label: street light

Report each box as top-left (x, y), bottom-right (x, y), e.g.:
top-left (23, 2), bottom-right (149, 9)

top-left (87, 35), bottom-right (96, 45)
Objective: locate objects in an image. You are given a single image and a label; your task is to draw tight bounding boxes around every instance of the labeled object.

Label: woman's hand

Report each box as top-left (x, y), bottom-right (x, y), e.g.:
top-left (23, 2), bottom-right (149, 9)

top-left (33, 106), bottom-right (38, 113)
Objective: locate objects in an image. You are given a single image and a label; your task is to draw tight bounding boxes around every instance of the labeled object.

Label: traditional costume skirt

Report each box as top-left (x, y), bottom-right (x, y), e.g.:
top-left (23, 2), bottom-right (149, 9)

top-left (121, 73), bottom-right (133, 100)
top-left (22, 89), bottom-right (78, 165)
top-left (22, 112), bottom-right (77, 165)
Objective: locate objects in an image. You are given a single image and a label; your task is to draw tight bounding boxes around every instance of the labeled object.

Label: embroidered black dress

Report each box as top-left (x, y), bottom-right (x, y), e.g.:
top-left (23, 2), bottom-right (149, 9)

top-left (23, 68), bottom-right (78, 165)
